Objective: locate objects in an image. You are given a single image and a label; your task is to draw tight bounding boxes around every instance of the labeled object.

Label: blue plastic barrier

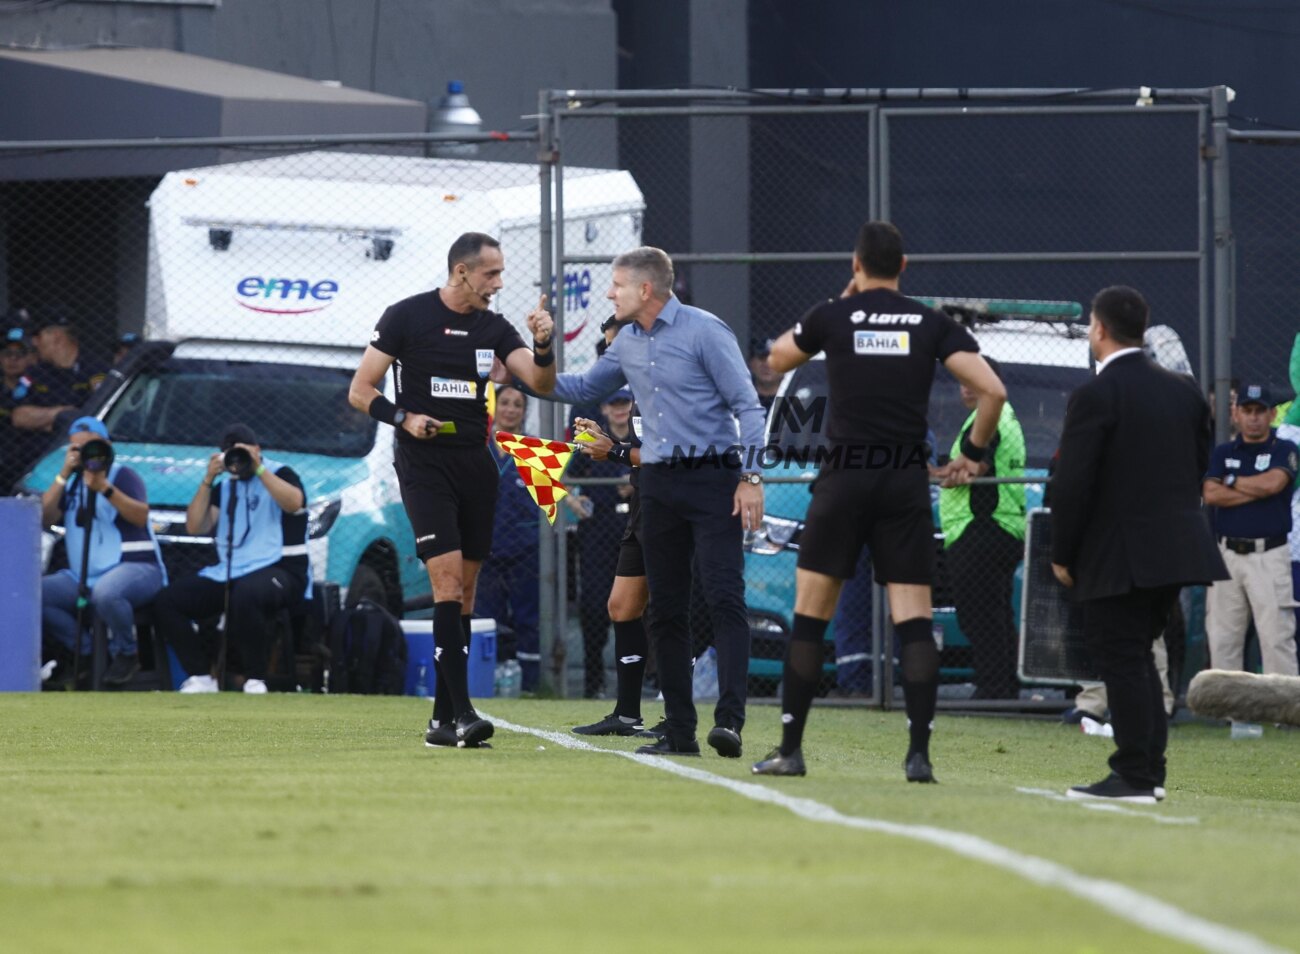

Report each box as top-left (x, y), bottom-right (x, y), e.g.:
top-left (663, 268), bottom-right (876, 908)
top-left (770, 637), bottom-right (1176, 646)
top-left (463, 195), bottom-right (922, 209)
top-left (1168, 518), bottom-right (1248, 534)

top-left (0, 497), bottom-right (42, 691)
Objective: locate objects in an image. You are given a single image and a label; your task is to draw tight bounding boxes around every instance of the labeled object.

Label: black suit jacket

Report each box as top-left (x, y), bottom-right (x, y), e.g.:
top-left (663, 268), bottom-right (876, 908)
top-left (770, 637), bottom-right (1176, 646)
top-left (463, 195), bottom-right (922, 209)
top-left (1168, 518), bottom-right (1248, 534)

top-left (1051, 351), bottom-right (1227, 601)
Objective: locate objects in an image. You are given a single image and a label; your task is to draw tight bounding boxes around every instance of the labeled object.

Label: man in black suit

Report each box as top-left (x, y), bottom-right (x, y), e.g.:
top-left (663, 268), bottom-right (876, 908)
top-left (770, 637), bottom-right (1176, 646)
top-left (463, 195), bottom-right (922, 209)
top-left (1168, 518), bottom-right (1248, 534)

top-left (1051, 286), bottom-right (1226, 804)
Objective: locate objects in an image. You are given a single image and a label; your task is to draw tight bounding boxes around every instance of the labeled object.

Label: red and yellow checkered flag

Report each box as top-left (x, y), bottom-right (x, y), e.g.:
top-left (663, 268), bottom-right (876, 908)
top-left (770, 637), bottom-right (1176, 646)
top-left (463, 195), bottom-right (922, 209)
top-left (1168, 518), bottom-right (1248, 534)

top-left (494, 431), bottom-right (577, 525)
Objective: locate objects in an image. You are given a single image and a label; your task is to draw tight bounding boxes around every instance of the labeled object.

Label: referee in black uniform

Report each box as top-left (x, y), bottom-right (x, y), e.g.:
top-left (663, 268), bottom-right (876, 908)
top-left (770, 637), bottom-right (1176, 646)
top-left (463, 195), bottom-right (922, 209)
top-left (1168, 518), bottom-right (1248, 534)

top-left (349, 232), bottom-right (556, 748)
top-left (752, 221), bottom-right (1005, 781)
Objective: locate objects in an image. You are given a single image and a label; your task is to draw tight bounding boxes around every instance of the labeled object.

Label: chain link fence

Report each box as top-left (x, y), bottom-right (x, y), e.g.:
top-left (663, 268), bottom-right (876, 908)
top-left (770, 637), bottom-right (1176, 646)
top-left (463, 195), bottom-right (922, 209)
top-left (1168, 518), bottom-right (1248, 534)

top-left (544, 89), bottom-right (1220, 709)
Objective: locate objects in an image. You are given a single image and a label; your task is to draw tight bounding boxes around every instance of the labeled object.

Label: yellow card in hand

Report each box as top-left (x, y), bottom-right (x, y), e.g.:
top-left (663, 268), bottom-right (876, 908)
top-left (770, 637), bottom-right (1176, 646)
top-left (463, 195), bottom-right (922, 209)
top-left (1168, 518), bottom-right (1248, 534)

top-left (574, 430), bottom-right (598, 443)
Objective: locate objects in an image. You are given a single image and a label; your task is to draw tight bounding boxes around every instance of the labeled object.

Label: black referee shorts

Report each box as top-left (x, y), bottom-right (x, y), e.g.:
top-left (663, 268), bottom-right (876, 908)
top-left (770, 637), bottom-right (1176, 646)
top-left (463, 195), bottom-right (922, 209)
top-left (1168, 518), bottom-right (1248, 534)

top-left (393, 442), bottom-right (499, 562)
top-left (797, 464), bottom-right (935, 584)
top-left (614, 488), bottom-right (646, 578)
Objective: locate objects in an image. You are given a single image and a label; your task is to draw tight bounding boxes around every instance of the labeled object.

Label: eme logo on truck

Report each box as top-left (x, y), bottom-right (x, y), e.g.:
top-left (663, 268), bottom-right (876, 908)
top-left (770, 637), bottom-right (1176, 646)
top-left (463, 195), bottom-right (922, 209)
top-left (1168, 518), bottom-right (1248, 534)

top-left (235, 276), bottom-right (339, 315)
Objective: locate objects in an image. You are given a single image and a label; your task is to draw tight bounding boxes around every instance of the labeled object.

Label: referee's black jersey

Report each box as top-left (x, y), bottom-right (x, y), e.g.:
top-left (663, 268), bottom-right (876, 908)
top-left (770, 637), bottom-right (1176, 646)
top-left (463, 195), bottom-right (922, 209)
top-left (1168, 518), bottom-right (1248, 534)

top-left (792, 288), bottom-right (978, 447)
top-left (371, 290), bottom-right (527, 448)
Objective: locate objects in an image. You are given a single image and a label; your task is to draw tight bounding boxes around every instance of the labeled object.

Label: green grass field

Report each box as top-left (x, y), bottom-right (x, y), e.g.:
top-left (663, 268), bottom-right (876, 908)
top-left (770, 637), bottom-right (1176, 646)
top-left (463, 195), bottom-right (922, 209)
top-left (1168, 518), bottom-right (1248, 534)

top-left (2, 694), bottom-right (1297, 954)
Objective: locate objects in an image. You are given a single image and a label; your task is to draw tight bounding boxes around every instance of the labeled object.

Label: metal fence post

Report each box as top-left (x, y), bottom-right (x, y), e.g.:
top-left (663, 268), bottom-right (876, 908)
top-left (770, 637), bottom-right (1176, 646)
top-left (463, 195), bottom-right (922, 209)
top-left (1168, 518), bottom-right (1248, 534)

top-left (536, 92), bottom-right (560, 696)
top-left (1210, 85), bottom-right (1234, 443)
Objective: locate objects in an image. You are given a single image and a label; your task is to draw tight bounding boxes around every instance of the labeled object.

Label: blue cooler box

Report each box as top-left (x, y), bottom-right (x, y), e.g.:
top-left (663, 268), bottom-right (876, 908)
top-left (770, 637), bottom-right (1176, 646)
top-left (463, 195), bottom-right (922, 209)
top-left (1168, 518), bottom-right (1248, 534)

top-left (401, 618), bottom-right (497, 698)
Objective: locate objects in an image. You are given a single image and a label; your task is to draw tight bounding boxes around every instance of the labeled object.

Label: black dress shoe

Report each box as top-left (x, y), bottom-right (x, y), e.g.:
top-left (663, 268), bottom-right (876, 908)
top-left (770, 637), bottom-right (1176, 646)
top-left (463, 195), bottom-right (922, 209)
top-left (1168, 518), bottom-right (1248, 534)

top-left (573, 712), bottom-right (645, 736)
top-left (634, 719), bottom-right (668, 739)
top-left (103, 654), bottom-right (140, 687)
top-left (751, 747), bottom-right (806, 777)
top-left (635, 735), bottom-right (700, 757)
top-left (706, 726), bottom-right (742, 758)
top-left (904, 751), bottom-right (937, 783)
top-left (1066, 773), bottom-right (1156, 804)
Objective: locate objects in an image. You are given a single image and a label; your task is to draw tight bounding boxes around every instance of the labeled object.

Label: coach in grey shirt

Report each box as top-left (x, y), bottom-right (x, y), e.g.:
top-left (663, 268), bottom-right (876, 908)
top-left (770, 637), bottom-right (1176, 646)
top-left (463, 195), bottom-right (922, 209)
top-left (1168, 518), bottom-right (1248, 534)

top-left (548, 246), bottom-right (765, 758)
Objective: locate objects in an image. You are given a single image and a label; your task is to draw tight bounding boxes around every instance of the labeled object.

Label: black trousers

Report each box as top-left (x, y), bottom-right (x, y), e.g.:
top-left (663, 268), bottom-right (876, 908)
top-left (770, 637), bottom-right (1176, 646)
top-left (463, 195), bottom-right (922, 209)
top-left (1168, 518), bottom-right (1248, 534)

top-left (1082, 585), bottom-right (1179, 789)
top-left (948, 519), bottom-right (1023, 698)
top-left (577, 511), bottom-right (623, 696)
top-left (154, 566), bottom-right (299, 681)
top-left (639, 463), bottom-right (749, 740)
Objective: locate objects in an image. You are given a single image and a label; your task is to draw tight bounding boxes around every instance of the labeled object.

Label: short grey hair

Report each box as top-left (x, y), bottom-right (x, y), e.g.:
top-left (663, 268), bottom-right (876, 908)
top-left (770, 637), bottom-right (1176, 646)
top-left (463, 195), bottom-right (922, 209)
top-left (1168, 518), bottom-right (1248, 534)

top-left (612, 246), bottom-right (674, 299)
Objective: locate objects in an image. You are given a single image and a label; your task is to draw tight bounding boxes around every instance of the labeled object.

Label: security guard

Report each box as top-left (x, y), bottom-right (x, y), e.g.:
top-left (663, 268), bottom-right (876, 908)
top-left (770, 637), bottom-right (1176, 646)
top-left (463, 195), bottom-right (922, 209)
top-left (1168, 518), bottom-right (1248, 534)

top-left (753, 220), bottom-right (1005, 780)
top-left (348, 231), bottom-right (556, 748)
top-left (1203, 384), bottom-right (1299, 676)
top-left (938, 356), bottom-right (1027, 699)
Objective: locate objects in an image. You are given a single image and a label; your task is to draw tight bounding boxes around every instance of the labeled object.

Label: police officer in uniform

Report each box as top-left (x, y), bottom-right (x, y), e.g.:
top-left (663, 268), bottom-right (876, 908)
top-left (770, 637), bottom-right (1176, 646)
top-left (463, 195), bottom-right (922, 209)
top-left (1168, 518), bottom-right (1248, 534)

top-left (1203, 384), bottom-right (1299, 676)
top-left (348, 232), bottom-right (556, 748)
top-left (753, 221), bottom-right (1006, 780)
top-left (10, 315), bottom-right (106, 440)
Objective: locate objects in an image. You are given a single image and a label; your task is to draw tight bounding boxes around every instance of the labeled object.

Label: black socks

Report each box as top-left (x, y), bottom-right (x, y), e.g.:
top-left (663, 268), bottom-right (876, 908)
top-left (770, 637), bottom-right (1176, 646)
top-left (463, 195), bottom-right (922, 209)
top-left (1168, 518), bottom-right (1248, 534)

top-left (613, 618), bottom-right (648, 721)
top-left (896, 617), bottom-right (938, 759)
top-left (429, 601), bottom-right (471, 721)
top-left (779, 613), bottom-right (830, 756)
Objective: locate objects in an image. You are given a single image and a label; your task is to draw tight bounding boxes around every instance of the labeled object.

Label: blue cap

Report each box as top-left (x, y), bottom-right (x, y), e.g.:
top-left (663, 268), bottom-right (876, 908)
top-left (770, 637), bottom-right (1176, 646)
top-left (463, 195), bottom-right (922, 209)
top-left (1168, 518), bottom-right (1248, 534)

top-left (68, 416), bottom-right (109, 440)
top-left (604, 388), bottom-right (633, 404)
top-left (5, 326), bottom-right (24, 344)
top-left (448, 80), bottom-right (464, 94)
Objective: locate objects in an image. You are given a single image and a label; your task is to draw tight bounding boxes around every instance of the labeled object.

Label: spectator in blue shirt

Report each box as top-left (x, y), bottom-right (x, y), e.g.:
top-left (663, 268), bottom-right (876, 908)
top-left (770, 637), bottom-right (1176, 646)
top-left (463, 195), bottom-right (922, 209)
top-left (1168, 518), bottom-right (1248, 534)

top-left (545, 246), bottom-right (765, 758)
top-left (40, 417), bottom-right (165, 688)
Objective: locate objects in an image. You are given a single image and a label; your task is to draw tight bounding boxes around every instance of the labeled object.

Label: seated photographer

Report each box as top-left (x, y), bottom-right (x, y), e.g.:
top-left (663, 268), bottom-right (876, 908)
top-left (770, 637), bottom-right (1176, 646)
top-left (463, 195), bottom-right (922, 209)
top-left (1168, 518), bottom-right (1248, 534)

top-left (40, 417), bottom-right (165, 689)
top-left (154, 423), bottom-right (309, 694)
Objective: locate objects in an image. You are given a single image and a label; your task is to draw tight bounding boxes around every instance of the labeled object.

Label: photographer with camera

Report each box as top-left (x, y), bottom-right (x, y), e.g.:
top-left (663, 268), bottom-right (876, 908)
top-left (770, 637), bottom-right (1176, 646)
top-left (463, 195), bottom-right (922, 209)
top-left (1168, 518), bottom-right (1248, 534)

top-left (153, 423), bottom-right (309, 694)
top-left (40, 417), bottom-right (165, 689)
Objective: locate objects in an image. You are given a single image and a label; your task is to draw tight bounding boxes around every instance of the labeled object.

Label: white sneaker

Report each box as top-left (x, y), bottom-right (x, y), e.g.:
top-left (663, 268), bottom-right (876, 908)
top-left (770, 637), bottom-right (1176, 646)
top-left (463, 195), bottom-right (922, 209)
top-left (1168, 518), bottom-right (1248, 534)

top-left (243, 678), bottom-right (268, 694)
top-left (178, 674), bottom-right (219, 694)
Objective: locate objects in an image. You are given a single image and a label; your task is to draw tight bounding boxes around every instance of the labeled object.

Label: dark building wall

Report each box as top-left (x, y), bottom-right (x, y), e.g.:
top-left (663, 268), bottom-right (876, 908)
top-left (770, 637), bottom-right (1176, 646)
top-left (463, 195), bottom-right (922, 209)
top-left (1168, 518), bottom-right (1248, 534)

top-left (745, 0), bottom-right (1298, 387)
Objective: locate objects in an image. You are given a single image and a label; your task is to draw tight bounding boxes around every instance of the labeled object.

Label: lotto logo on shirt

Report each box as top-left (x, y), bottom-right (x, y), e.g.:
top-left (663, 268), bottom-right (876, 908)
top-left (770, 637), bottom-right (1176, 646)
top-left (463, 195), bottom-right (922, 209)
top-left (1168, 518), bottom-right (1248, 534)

top-left (430, 377), bottom-right (475, 399)
top-left (854, 330), bottom-right (911, 355)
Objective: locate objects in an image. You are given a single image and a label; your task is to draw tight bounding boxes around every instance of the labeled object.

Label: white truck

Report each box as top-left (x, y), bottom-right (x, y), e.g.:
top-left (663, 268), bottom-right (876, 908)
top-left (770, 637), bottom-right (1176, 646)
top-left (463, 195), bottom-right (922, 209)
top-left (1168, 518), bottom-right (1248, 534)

top-left (25, 151), bottom-right (644, 612)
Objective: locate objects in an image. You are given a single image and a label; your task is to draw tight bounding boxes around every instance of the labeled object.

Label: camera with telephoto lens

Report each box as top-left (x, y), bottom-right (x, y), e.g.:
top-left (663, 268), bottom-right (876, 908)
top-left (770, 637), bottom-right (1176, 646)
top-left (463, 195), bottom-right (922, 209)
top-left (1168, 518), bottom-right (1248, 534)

top-left (78, 438), bottom-right (114, 474)
top-left (223, 445), bottom-right (254, 479)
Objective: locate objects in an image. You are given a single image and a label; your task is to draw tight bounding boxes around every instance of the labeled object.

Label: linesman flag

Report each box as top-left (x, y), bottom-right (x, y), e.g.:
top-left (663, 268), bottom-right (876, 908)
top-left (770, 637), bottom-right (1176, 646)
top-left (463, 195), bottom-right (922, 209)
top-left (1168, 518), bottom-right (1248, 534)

top-left (494, 431), bottom-right (578, 524)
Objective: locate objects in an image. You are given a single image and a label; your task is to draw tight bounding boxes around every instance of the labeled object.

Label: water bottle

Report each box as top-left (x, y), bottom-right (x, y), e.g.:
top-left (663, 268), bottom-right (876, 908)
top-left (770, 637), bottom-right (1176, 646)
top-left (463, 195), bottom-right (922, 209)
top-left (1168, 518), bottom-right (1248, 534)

top-left (427, 80), bottom-right (482, 157)
top-left (1230, 721), bottom-right (1263, 740)
top-left (500, 658), bottom-right (522, 698)
top-left (692, 647), bottom-right (719, 702)
top-left (415, 658), bottom-right (430, 698)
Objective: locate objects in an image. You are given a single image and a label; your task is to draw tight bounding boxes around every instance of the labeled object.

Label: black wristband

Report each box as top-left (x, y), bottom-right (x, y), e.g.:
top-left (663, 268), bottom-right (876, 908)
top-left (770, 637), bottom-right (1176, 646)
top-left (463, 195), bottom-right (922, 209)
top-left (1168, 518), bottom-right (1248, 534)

top-left (533, 347), bottom-right (555, 367)
top-left (533, 337), bottom-right (552, 350)
top-left (960, 431), bottom-right (987, 463)
top-left (609, 443), bottom-right (632, 466)
top-left (368, 395), bottom-right (400, 426)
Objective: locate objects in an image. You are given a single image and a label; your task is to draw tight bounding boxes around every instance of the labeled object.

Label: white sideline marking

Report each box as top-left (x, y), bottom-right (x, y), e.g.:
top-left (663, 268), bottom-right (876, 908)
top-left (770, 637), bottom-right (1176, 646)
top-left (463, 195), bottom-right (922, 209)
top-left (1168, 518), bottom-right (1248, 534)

top-left (1015, 787), bottom-right (1201, 826)
top-left (486, 714), bottom-right (1289, 954)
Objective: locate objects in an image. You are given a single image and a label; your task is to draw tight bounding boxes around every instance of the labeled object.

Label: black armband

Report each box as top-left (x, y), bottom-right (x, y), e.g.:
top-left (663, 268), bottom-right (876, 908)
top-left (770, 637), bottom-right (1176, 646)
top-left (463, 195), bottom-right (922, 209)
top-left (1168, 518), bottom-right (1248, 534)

top-left (368, 395), bottom-right (400, 426)
top-left (609, 443), bottom-right (632, 466)
top-left (533, 347), bottom-right (555, 367)
top-left (959, 431), bottom-right (987, 463)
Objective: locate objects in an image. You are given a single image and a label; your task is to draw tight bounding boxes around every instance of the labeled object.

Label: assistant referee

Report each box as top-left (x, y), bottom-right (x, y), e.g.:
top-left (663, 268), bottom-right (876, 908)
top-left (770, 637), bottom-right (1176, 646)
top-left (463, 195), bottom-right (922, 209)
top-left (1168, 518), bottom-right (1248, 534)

top-left (349, 232), bottom-right (556, 748)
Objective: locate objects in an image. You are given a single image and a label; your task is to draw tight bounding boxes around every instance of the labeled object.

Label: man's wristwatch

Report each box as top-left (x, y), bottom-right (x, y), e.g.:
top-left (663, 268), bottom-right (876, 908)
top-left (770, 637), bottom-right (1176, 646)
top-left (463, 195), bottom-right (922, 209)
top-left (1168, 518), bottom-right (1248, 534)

top-left (393, 408), bottom-right (407, 427)
top-left (1224, 473), bottom-right (1237, 488)
top-left (102, 485), bottom-right (116, 501)
top-left (740, 472), bottom-right (762, 485)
